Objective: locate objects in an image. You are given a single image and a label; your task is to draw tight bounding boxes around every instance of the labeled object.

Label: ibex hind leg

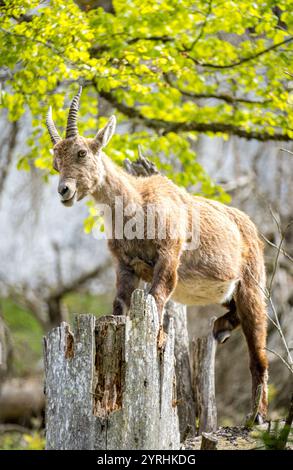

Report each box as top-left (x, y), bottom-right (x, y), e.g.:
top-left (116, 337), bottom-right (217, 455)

top-left (235, 280), bottom-right (268, 423)
top-left (213, 298), bottom-right (240, 344)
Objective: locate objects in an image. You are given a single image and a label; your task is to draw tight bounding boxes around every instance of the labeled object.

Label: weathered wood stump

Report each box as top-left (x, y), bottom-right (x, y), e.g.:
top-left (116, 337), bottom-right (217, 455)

top-left (44, 289), bottom-right (180, 450)
top-left (165, 300), bottom-right (196, 439)
top-left (192, 318), bottom-right (217, 434)
top-left (200, 432), bottom-right (218, 450)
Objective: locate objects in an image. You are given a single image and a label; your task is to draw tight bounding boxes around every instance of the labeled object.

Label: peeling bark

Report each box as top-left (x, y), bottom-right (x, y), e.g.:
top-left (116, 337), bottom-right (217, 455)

top-left (93, 316), bottom-right (125, 417)
top-left (64, 325), bottom-right (75, 359)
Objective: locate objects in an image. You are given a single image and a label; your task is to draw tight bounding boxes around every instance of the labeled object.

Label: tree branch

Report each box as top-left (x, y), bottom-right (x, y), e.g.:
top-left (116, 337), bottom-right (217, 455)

top-left (90, 35), bottom-right (173, 56)
top-left (265, 347), bottom-right (293, 374)
top-left (184, 36), bottom-right (293, 69)
top-left (280, 148), bottom-right (293, 156)
top-left (163, 73), bottom-right (270, 106)
top-left (260, 233), bottom-right (293, 264)
top-left (2, 262), bottom-right (111, 331)
top-left (128, 35), bottom-right (173, 44)
top-left (46, 261), bottom-right (111, 301)
top-left (99, 90), bottom-right (292, 141)
top-left (184, 0), bottom-right (213, 52)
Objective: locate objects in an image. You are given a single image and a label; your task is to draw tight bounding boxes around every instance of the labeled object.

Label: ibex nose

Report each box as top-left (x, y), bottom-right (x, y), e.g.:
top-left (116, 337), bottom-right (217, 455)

top-left (58, 181), bottom-right (69, 197)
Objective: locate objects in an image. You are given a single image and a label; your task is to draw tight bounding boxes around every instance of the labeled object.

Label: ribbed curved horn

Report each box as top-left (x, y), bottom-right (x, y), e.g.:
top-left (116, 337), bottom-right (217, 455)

top-left (66, 86), bottom-right (82, 139)
top-left (46, 106), bottom-right (61, 145)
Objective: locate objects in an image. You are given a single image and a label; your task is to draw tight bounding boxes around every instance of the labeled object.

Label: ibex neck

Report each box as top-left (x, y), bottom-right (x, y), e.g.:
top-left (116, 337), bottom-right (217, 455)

top-left (92, 154), bottom-right (140, 207)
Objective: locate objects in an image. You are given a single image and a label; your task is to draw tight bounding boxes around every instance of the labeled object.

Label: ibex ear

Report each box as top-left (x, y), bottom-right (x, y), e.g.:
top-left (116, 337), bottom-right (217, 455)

top-left (95, 115), bottom-right (116, 149)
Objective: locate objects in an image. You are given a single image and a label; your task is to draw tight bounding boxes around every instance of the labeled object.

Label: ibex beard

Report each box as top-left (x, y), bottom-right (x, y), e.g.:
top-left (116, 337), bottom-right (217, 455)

top-left (46, 87), bottom-right (269, 423)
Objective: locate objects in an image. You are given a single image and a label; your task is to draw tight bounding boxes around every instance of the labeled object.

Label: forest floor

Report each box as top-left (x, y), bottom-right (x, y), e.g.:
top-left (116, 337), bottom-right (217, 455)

top-left (183, 423), bottom-right (292, 450)
top-left (184, 426), bottom-right (257, 450)
top-left (0, 424), bottom-right (292, 450)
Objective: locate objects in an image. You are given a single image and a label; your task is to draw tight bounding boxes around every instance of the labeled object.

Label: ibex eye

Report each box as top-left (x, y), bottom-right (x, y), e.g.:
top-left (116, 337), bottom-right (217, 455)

top-left (78, 149), bottom-right (87, 158)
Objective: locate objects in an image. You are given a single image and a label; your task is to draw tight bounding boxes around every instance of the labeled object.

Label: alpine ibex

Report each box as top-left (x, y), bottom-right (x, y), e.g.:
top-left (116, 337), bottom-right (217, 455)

top-left (46, 88), bottom-right (268, 422)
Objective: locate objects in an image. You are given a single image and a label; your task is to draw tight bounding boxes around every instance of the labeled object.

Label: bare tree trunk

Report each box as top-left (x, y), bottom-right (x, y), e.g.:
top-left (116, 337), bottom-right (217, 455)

top-left (0, 314), bottom-right (12, 387)
top-left (193, 319), bottom-right (217, 434)
top-left (0, 120), bottom-right (18, 202)
top-left (46, 296), bottom-right (66, 329)
top-left (0, 376), bottom-right (44, 423)
top-left (44, 290), bottom-right (180, 450)
top-left (165, 300), bottom-right (196, 439)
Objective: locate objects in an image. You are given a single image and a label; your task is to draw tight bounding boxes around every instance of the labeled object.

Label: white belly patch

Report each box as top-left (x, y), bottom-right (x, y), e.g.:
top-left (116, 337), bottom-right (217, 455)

top-left (171, 277), bottom-right (239, 306)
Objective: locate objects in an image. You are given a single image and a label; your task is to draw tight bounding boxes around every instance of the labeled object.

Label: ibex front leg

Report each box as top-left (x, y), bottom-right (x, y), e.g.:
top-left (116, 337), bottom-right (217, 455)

top-left (113, 261), bottom-right (140, 316)
top-left (149, 250), bottom-right (180, 324)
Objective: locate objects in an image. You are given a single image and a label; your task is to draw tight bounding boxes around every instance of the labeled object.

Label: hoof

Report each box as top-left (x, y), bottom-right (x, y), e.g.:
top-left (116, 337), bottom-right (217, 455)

top-left (245, 412), bottom-right (266, 428)
top-left (213, 329), bottom-right (231, 344)
top-left (254, 413), bottom-right (265, 425)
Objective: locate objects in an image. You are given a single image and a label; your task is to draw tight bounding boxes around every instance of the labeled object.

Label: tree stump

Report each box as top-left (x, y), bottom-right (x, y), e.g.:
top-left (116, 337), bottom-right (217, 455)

top-left (165, 300), bottom-right (196, 439)
top-left (200, 432), bottom-right (218, 450)
top-left (44, 289), bottom-right (180, 450)
top-left (192, 318), bottom-right (217, 434)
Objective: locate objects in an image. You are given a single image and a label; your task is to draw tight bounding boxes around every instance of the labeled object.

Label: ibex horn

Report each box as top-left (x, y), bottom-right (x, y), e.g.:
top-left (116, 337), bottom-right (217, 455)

top-left (46, 106), bottom-right (61, 146)
top-left (66, 86), bottom-right (82, 139)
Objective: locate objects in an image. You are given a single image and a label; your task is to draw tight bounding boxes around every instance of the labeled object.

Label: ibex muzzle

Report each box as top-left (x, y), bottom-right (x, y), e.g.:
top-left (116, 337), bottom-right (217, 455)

top-left (58, 178), bottom-right (77, 207)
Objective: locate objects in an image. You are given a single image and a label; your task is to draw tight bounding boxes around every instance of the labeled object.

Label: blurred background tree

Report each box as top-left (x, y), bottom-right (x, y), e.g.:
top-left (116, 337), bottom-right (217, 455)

top-left (0, 0), bottom-right (292, 196)
top-left (0, 0), bottom-right (292, 449)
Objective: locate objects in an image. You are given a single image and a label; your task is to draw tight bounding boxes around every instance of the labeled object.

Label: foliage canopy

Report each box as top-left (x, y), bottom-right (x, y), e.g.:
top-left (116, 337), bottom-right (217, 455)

top-left (0, 0), bottom-right (293, 201)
